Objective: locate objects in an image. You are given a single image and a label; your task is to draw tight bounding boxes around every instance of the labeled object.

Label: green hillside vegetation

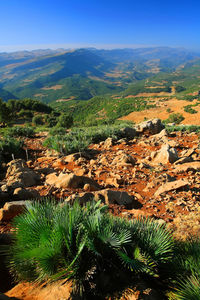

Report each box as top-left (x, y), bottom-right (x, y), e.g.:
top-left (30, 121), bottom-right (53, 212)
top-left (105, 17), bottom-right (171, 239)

top-left (52, 95), bottom-right (155, 126)
top-left (1, 47), bottom-right (200, 103)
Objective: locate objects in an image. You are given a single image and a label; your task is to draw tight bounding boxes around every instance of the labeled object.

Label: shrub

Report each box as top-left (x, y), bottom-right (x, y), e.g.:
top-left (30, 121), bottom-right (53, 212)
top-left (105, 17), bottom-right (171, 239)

top-left (18, 109), bottom-right (33, 119)
top-left (175, 86), bottom-right (186, 93)
top-left (167, 108), bottom-right (172, 113)
top-left (184, 105), bottom-right (198, 114)
top-left (183, 95), bottom-right (197, 102)
top-left (43, 133), bottom-right (91, 154)
top-left (166, 125), bottom-right (200, 133)
top-left (56, 113), bottom-right (73, 128)
top-left (32, 115), bottom-right (44, 126)
top-left (44, 115), bottom-right (58, 127)
top-left (165, 113), bottom-right (185, 124)
top-left (49, 127), bottom-right (67, 136)
top-left (9, 200), bottom-right (174, 298)
top-left (6, 126), bottom-right (35, 138)
top-left (0, 136), bottom-right (24, 163)
top-left (44, 124), bottom-right (135, 154)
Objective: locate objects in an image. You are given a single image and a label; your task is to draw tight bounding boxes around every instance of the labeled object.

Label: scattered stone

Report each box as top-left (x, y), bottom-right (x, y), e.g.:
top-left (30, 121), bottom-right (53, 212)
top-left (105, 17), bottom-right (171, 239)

top-left (180, 147), bottom-right (196, 158)
top-left (112, 153), bottom-right (136, 166)
top-left (155, 179), bottom-right (189, 197)
top-left (67, 189), bottom-right (142, 207)
top-left (0, 201), bottom-right (29, 222)
top-left (174, 156), bottom-right (193, 165)
top-left (63, 153), bottom-right (82, 163)
top-left (46, 172), bottom-right (101, 190)
top-left (103, 137), bottom-right (114, 149)
top-left (154, 128), bottom-right (168, 138)
top-left (13, 187), bottom-right (40, 200)
top-left (153, 144), bottom-right (179, 164)
top-left (74, 168), bottom-right (88, 176)
top-left (173, 161), bottom-right (200, 173)
top-left (105, 176), bottom-right (123, 188)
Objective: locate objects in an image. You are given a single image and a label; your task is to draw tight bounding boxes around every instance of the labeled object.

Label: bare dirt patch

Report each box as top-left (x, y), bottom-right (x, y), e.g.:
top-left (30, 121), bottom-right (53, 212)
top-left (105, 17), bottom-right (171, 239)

top-left (41, 85), bottom-right (63, 91)
top-left (120, 98), bottom-right (200, 125)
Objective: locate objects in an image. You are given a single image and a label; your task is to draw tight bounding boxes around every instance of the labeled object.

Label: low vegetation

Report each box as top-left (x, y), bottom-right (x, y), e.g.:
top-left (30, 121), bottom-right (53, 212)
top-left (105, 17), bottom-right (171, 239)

top-left (165, 113), bottom-right (185, 124)
top-left (6, 126), bottom-right (35, 138)
top-left (0, 136), bottom-right (24, 165)
top-left (52, 95), bottom-right (155, 126)
top-left (44, 124), bottom-right (134, 154)
top-left (8, 200), bottom-right (200, 299)
top-left (184, 105), bottom-right (198, 114)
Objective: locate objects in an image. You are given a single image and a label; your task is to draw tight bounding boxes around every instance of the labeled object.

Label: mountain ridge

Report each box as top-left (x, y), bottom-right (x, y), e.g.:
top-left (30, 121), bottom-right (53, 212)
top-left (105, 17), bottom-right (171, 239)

top-left (0, 47), bottom-right (200, 103)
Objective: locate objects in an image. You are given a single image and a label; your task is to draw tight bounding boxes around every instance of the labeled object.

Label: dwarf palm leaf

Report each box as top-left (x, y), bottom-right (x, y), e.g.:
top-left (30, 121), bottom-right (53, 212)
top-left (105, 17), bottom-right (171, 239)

top-left (171, 275), bottom-right (200, 300)
top-left (129, 217), bottom-right (174, 264)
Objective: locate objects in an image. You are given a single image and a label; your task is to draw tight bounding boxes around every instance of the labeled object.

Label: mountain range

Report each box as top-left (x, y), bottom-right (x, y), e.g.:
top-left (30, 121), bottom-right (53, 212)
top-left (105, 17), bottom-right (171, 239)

top-left (0, 47), bottom-right (200, 103)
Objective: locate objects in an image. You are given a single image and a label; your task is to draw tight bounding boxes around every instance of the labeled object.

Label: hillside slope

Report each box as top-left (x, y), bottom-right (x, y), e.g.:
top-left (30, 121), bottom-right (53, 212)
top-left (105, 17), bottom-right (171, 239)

top-left (0, 47), bottom-right (199, 103)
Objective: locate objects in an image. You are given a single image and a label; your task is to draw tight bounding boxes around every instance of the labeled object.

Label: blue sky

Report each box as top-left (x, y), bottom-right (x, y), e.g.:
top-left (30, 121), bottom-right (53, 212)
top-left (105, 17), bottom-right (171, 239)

top-left (0, 0), bottom-right (200, 51)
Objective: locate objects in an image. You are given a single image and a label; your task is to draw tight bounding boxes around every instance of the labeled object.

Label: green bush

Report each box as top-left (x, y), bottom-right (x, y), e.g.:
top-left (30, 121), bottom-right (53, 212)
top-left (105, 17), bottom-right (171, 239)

top-left (18, 109), bottom-right (33, 119)
top-left (32, 115), bottom-right (44, 126)
top-left (49, 127), bottom-right (67, 136)
top-left (6, 126), bottom-right (35, 138)
top-left (166, 125), bottom-right (200, 133)
top-left (44, 124), bottom-right (135, 155)
top-left (43, 132), bottom-right (91, 154)
top-left (184, 105), bottom-right (198, 114)
top-left (175, 86), bottom-right (186, 93)
top-left (0, 136), bottom-right (24, 163)
top-left (165, 113), bottom-right (185, 124)
top-left (9, 200), bottom-right (174, 298)
top-left (56, 113), bottom-right (73, 128)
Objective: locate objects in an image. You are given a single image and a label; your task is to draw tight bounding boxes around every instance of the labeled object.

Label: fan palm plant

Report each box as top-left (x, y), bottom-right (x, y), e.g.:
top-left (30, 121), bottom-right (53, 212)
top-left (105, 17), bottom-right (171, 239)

top-left (168, 237), bottom-right (200, 299)
top-left (8, 199), bottom-right (174, 299)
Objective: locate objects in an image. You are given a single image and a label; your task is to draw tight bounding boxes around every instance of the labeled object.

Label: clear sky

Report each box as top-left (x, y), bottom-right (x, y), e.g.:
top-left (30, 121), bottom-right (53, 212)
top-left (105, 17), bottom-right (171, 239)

top-left (0, 0), bottom-right (200, 51)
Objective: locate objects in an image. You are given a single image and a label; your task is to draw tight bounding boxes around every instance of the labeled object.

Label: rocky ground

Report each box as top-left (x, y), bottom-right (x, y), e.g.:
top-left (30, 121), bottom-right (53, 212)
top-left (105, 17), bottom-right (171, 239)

top-left (1, 118), bottom-right (200, 299)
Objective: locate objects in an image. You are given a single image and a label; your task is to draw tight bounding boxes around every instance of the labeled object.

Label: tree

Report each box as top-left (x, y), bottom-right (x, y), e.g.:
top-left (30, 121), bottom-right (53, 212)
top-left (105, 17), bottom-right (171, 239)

top-left (32, 115), bottom-right (44, 126)
top-left (56, 113), bottom-right (73, 128)
top-left (0, 99), bottom-right (11, 125)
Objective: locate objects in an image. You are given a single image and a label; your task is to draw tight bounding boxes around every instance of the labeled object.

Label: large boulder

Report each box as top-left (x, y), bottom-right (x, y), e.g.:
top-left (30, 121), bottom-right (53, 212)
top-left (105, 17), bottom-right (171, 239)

top-left (46, 172), bottom-right (101, 190)
top-left (5, 159), bottom-right (40, 190)
top-left (135, 118), bottom-right (165, 135)
top-left (153, 144), bottom-right (179, 164)
top-left (120, 127), bottom-right (136, 139)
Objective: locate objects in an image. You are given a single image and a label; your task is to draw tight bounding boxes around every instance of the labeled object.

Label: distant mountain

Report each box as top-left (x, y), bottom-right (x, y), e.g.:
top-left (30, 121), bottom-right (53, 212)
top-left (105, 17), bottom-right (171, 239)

top-left (0, 87), bottom-right (17, 101)
top-left (0, 47), bottom-right (199, 102)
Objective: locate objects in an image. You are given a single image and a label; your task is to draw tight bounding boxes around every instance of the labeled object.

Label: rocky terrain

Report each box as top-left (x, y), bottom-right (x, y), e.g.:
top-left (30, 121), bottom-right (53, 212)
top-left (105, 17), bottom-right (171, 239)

top-left (1, 118), bottom-right (200, 299)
